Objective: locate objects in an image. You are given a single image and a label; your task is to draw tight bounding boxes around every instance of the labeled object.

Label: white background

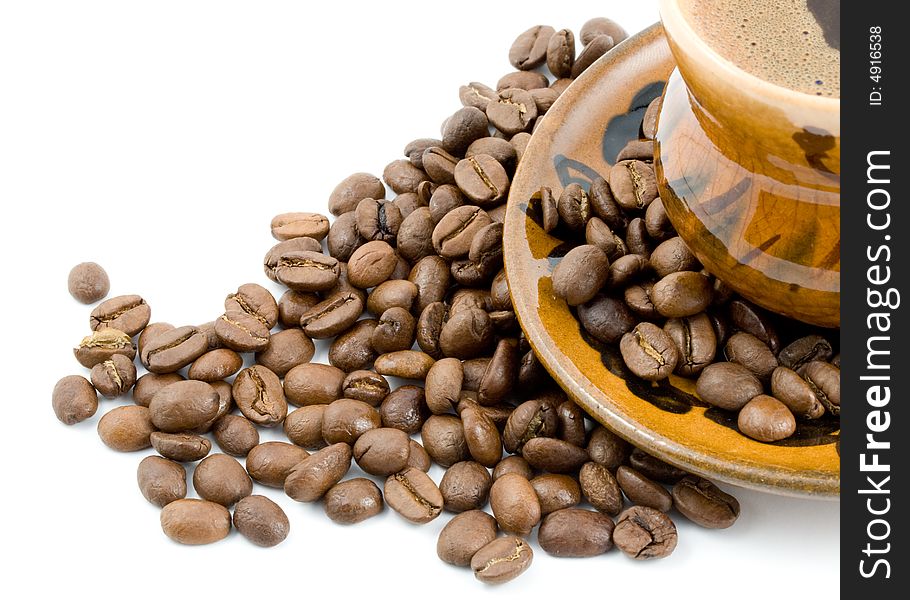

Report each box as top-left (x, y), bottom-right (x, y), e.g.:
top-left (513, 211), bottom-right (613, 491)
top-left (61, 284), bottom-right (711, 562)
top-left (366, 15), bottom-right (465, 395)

top-left (0, 1), bottom-right (838, 598)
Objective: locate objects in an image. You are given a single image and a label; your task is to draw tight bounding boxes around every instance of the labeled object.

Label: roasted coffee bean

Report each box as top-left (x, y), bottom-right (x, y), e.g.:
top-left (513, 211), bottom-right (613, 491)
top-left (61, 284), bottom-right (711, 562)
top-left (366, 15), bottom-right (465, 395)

top-left (195, 321), bottom-right (223, 351)
top-left (396, 207), bottom-right (435, 264)
top-left (270, 212), bottom-right (329, 241)
top-left (90, 294), bottom-right (151, 336)
top-left (148, 380), bottom-right (219, 432)
top-left (440, 461), bottom-right (493, 513)
top-left (407, 440), bottom-right (432, 472)
top-left (509, 24), bottom-right (556, 70)
top-left (374, 350), bottom-right (436, 379)
top-left (503, 399), bottom-right (558, 453)
top-left (410, 256), bottom-right (450, 313)
top-left (510, 132), bottom-right (532, 161)
top-left (728, 299), bottom-right (781, 353)
top-left (672, 475), bottom-right (740, 529)
top-left (253, 329), bottom-right (314, 377)
top-left (425, 358), bottom-right (463, 414)
top-left (489, 269), bottom-right (512, 311)
top-left (367, 280), bottom-right (419, 315)
top-left (370, 307), bottom-right (415, 354)
top-left (353, 427), bottom-right (411, 476)
top-left (493, 456), bottom-right (534, 481)
top-left (225, 283), bottom-right (278, 328)
top-left (616, 466), bottom-right (673, 512)
top-left (437, 510), bottom-right (498, 567)
top-left (738, 395), bottom-right (796, 442)
top-left (89, 354), bottom-right (136, 399)
top-left (324, 478), bottom-right (384, 524)
top-left (346, 240), bottom-right (397, 289)
top-left (264, 237), bottom-right (324, 282)
top-left (284, 363), bottom-right (346, 406)
top-left (137, 455), bottom-right (187, 507)
top-left (405, 138), bottom-right (441, 169)
top-left (299, 292), bottom-right (364, 339)
top-left (245, 441), bottom-right (310, 487)
top-left (531, 474), bottom-right (581, 515)
top-left (617, 139), bottom-right (655, 162)
top-left (451, 156), bottom-right (509, 208)
top-left (725, 332), bottom-right (779, 382)
top-left (133, 373), bottom-right (184, 407)
top-left (486, 88), bottom-right (537, 136)
top-left (556, 183), bottom-right (591, 231)
top-left (529, 86), bottom-right (560, 115)
top-left (274, 250), bottom-right (340, 293)
top-left (74, 328), bottom-right (136, 368)
top-left (416, 178), bottom-right (440, 208)
top-left (428, 184), bottom-right (465, 224)
top-left (384, 467), bottom-right (443, 524)
top-left (546, 28), bottom-right (575, 78)
top-left (496, 70), bottom-right (549, 91)
top-left (571, 33), bottom-right (613, 78)
top-left (620, 322), bottom-right (679, 381)
top-left (645, 197), bottom-right (674, 240)
top-left (664, 313), bottom-right (717, 376)
top-left (779, 335), bottom-right (833, 371)
top-left (383, 159), bottom-right (429, 194)
top-left (552, 245), bottom-right (609, 306)
top-left (490, 472), bottom-right (541, 536)
top-left (284, 442), bottom-right (352, 502)
top-left (579, 462), bottom-right (623, 516)
top-left (581, 17), bottom-right (627, 45)
top-left (522, 437), bottom-right (588, 473)
top-left (468, 222), bottom-right (503, 266)
top-left (441, 106), bottom-right (489, 155)
top-left (466, 137), bottom-right (517, 170)
top-left (68, 261), bottom-right (110, 304)
top-left (211, 414), bottom-right (259, 457)
top-left (629, 449), bottom-right (689, 484)
top-left (578, 294), bottom-right (636, 345)
top-left (461, 401), bottom-right (502, 467)
top-left (284, 405), bottom-right (328, 449)
top-left (140, 325), bottom-right (208, 374)
top-left (623, 283), bottom-right (660, 321)
top-left (695, 362), bottom-right (763, 410)
top-left (160, 499), bottom-right (231, 545)
top-left (589, 176), bottom-right (626, 231)
top-left (607, 253), bottom-right (650, 289)
top-left (197, 382), bottom-right (234, 433)
top-left (232, 365), bottom-right (287, 427)
top-left (533, 186), bottom-right (559, 232)
top-left (586, 217), bottom-right (626, 260)
top-left (650, 237), bottom-right (699, 277)
top-left (610, 160), bottom-right (658, 211)
top-left (328, 319), bottom-right (378, 372)
top-left (150, 432), bottom-right (211, 462)
top-left (613, 506), bottom-right (678, 559)
top-left (586, 426), bottom-right (631, 470)
top-left (539, 508), bottom-right (615, 557)
top-left (97, 405), bottom-right (154, 451)
top-left (329, 173), bottom-right (386, 216)
top-left (192, 453), bottom-right (252, 507)
top-left (477, 338), bottom-right (518, 405)
top-left (215, 311), bottom-right (270, 352)
top-left (326, 212), bottom-right (364, 262)
top-left (354, 197), bottom-right (401, 244)
top-left (642, 97), bottom-right (661, 139)
top-left (187, 349), bottom-right (243, 382)
top-left (651, 271), bottom-right (713, 318)
top-left (803, 361), bottom-right (840, 415)
top-left (422, 415), bottom-right (470, 467)
top-left (322, 399), bottom-right (381, 445)
top-left (438, 307), bottom-right (493, 359)
top-left (379, 385), bottom-right (428, 434)
top-left (771, 367), bottom-right (825, 419)
top-left (137, 322), bottom-right (175, 358)
top-left (555, 401), bottom-right (586, 447)
top-left (472, 536), bottom-right (533, 584)
top-left (342, 370), bottom-right (390, 406)
top-left (459, 81), bottom-right (498, 112)
top-left (461, 357), bottom-right (491, 393)
top-left (233, 495), bottom-right (290, 547)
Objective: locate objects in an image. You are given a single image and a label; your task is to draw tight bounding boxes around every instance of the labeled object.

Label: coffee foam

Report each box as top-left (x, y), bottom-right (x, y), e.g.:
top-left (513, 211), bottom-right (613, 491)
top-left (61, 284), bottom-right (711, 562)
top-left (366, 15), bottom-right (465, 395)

top-left (679, 0), bottom-right (839, 97)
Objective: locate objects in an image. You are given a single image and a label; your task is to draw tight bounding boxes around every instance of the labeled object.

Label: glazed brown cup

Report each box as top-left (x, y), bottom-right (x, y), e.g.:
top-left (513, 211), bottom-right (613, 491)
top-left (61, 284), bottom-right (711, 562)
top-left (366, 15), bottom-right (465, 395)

top-left (654, 0), bottom-right (840, 328)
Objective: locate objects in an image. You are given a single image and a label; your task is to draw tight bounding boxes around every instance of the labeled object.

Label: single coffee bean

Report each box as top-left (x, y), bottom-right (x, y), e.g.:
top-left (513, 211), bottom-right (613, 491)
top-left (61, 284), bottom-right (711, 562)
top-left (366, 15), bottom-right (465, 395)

top-left (555, 401), bottom-right (586, 447)
top-left (466, 137), bottom-right (517, 170)
top-left (468, 222), bottom-right (503, 266)
top-left (195, 381), bottom-right (234, 434)
top-left (522, 437), bottom-right (588, 473)
top-left (616, 466), bottom-right (673, 512)
top-left (384, 467), bottom-right (444, 524)
top-left (425, 358), bottom-right (463, 414)
top-left (245, 441), bottom-right (310, 487)
top-left (610, 160), bottom-right (658, 211)
top-left (253, 329), bottom-right (314, 377)
top-left (187, 348), bottom-right (243, 382)
top-left (160, 498), bottom-right (231, 545)
top-left (490, 473), bottom-right (541, 536)
top-left (353, 427), bottom-right (411, 476)
top-left (459, 81), bottom-right (498, 111)
top-left (664, 313), bottom-right (717, 376)
top-left (493, 456), bottom-right (534, 481)
top-left (771, 366), bottom-right (825, 419)
top-left (232, 495), bottom-right (289, 547)
top-left (581, 17), bottom-right (627, 45)
top-left (408, 440), bottom-right (432, 472)
top-left (299, 291), bottom-right (364, 339)
top-left (285, 442), bottom-right (352, 502)
top-left (486, 88), bottom-right (537, 136)
top-left (478, 338), bottom-right (518, 406)
top-left (556, 183), bottom-right (591, 231)
top-left (576, 295), bottom-right (634, 345)
top-left (405, 137), bottom-right (441, 169)
top-left (650, 236), bottom-right (699, 277)
top-left (440, 461), bottom-right (493, 513)
top-left (509, 24), bottom-right (556, 70)
top-left (434, 206), bottom-right (496, 264)
top-left (89, 354), bottom-right (136, 399)
top-left (728, 299), bottom-right (781, 352)
top-left (438, 307), bottom-right (493, 359)
top-left (672, 475), bottom-right (740, 529)
top-left (370, 307), bottom-right (416, 354)
top-left (150, 432), bottom-right (211, 462)
top-left (264, 237), bottom-right (324, 282)
top-left (472, 536), bottom-right (533, 584)
top-left (232, 365), bottom-right (287, 427)
top-left (552, 245), bottom-right (609, 306)
top-left (374, 350), bottom-right (436, 379)
top-left (347, 240), bottom-right (398, 289)
top-left (803, 360), bottom-right (840, 415)
top-left (284, 405), bottom-right (327, 449)
top-left (589, 176), bottom-right (626, 230)
top-left (148, 380), bottom-right (219, 432)
top-left (396, 207), bottom-right (435, 264)
top-left (461, 401), bottom-right (503, 467)
top-left (546, 28), bottom-right (575, 78)
top-left (586, 426), bottom-right (631, 470)
top-left (322, 399), bottom-right (381, 445)
top-left (410, 256), bottom-right (451, 313)
top-left (211, 414), bottom-right (259, 457)
top-left (779, 335), bottom-right (833, 371)
top-left (629, 449), bottom-right (689, 484)
top-left (97, 405), bottom-right (154, 451)
top-left (620, 322), bottom-right (679, 381)
top-left (503, 399), bottom-right (557, 454)
top-left (329, 172), bottom-right (385, 216)
top-left (586, 217), bottom-right (626, 260)
top-left (496, 70), bottom-right (548, 91)
top-left (326, 211), bottom-right (364, 262)
top-left (440, 106), bottom-right (489, 155)
top-left (645, 197), bottom-right (674, 240)
top-left (68, 262), bottom-right (109, 304)
top-left (422, 415), bottom-right (470, 467)
top-left (428, 183), bottom-right (465, 224)
top-left (571, 33), bottom-right (613, 78)
top-left (606, 253), bottom-right (650, 289)
top-left (140, 325), bottom-right (209, 374)
top-left (342, 370), bottom-right (390, 406)
top-left (379, 385), bottom-right (429, 434)
top-left (274, 250), bottom-right (341, 293)
top-left (529, 86), bottom-right (560, 115)
top-left (532, 186), bottom-right (558, 232)
top-left (617, 138), bottom-right (655, 162)
top-left (613, 506), bottom-right (678, 559)
top-left (328, 319), bottom-right (378, 373)
top-left (461, 358), bottom-right (491, 393)
top-left (367, 279), bottom-right (419, 315)
top-left (623, 280), bottom-right (658, 318)
top-left (284, 363), bottom-right (346, 406)
top-left (437, 510), bottom-right (498, 567)
top-left (383, 159), bottom-right (429, 194)
top-left (137, 455), bottom-right (187, 507)
top-left (738, 395), bottom-right (796, 442)
top-left (651, 271), bottom-right (713, 318)
top-left (539, 508), bottom-right (615, 557)
top-left (579, 462), bottom-right (623, 516)
top-left (695, 362), bottom-right (763, 410)
top-left (90, 294), bottom-right (151, 336)
top-left (134, 374), bottom-right (185, 408)
top-left (74, 328), bottom-right (136, 368)
top-left (214, 311), bottom-right (270, 353)
top-left (323, 478), bottom-right (384, 524)
top-left (225, 283), bottom-right (278, 328)
top-left (270, 211), bottom-right (329, 241)
top-left (192, 453), bottom-right (252, 507)
top-left (355, 197), bottom-right (402, 244)
top-left (642, 97), bottom-right (661, 139)
top-left (531, 474), bottom-right (581, 515)
top-left (724, 331), bottom-right (779, 382)
top-left (137, 322), bottom-right (175, 358)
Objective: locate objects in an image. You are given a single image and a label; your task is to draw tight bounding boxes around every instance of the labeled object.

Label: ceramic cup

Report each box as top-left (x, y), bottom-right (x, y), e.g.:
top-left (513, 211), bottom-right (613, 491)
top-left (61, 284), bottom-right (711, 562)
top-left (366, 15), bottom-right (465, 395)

top-left (654, 0), bottom-right (840, 328)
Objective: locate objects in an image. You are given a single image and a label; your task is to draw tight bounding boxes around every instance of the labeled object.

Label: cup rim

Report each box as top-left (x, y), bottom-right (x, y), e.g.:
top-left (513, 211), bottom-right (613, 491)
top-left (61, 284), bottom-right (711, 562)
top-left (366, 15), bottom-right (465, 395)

top-left (659, 0), bottom-right (839, 110)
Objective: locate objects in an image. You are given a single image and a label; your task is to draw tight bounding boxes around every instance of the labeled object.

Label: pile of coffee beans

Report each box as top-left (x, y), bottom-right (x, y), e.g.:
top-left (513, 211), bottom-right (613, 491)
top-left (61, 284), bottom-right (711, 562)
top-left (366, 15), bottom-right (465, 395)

top-left (52, 17), bottom-right (745, 584)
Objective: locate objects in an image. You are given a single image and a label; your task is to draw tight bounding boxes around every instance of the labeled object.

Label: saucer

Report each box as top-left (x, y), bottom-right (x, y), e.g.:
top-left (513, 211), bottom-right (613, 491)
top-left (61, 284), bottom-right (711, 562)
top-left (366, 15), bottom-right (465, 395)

top-left (502, 23), bottom-right (839, 498)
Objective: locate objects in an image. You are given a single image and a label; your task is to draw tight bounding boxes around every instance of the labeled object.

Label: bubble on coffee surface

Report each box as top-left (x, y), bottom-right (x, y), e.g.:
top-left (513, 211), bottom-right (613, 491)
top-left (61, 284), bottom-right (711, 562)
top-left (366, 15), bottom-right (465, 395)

top-left (679, 0), bottom-right (840, 97)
